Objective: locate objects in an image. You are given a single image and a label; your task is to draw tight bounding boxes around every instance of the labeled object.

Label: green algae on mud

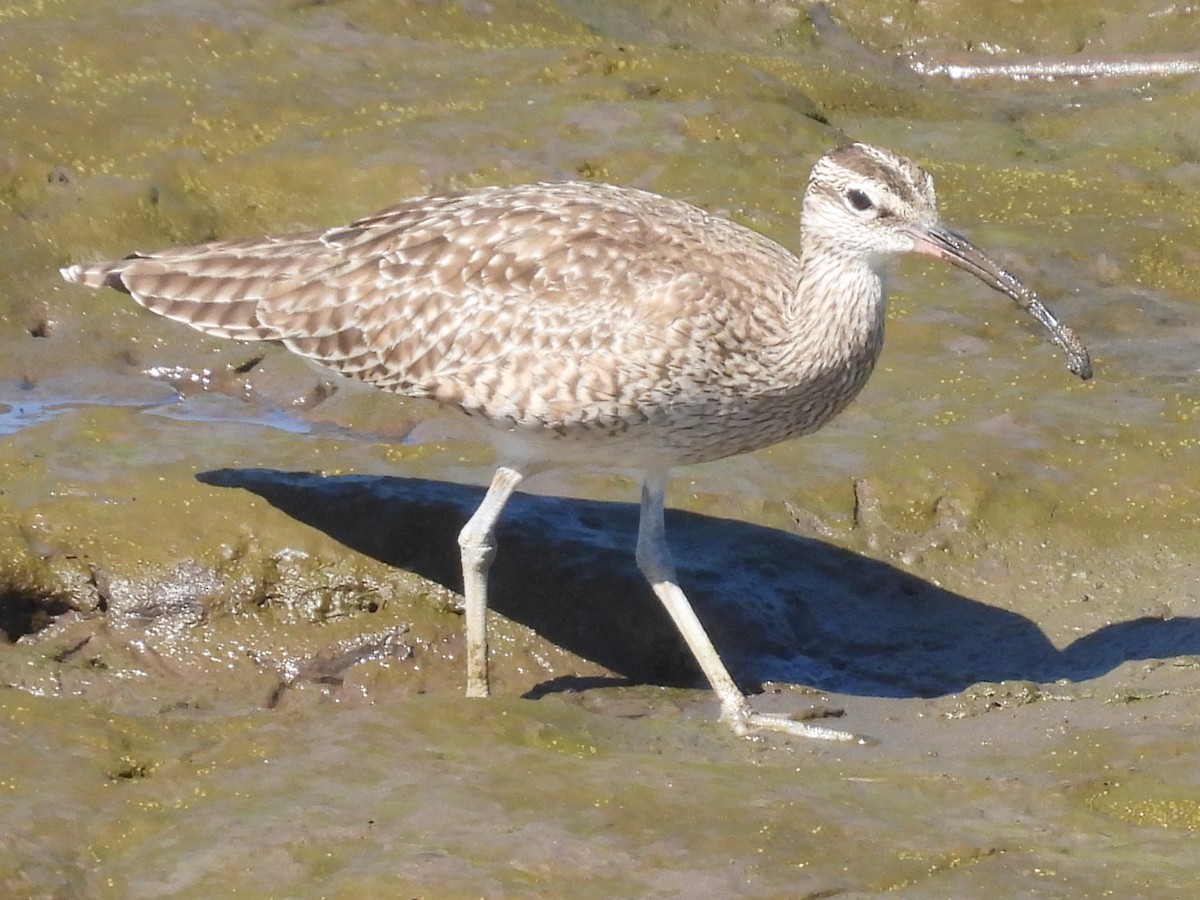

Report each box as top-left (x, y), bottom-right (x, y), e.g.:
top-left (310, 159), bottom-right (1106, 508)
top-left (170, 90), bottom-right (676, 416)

top-left (4, 686), bottom-right (1200, 897)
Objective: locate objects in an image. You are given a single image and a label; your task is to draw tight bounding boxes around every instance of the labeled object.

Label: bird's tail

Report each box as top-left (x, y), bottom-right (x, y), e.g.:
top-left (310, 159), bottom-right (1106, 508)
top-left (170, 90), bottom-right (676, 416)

top-left (61, 231), bottom-right (391, 380)
top-left (57, 236), bottom-right (327, 342)
top-left (60, 258), bottom-right (135, 292)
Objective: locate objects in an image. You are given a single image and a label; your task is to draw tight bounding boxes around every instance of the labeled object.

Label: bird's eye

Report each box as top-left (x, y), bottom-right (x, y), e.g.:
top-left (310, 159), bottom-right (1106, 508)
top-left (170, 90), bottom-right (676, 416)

top-left (845, 188), bottom-right (874, 212)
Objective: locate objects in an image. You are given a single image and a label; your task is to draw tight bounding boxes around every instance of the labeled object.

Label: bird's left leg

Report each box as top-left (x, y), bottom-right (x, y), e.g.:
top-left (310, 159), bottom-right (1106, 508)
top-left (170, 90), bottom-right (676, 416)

top-left (457, 464), bottom-right (525, 698)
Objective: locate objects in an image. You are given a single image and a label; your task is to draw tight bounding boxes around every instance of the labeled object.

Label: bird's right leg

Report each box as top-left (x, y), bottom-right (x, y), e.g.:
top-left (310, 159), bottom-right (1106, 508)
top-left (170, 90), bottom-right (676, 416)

top-left (635, 470), bottom-right (862, 742)
top-left (457, 465), bottom-right (525, 698)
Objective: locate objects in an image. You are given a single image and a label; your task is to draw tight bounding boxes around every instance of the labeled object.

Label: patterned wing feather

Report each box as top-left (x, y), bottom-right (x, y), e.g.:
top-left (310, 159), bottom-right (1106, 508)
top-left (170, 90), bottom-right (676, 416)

top-left (62, 182), bottom-right (800, 427)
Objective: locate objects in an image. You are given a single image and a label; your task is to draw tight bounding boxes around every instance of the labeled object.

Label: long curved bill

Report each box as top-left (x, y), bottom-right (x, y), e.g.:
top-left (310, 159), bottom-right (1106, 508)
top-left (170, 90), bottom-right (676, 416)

top-left (909, 222), bottom-right (1093, 381)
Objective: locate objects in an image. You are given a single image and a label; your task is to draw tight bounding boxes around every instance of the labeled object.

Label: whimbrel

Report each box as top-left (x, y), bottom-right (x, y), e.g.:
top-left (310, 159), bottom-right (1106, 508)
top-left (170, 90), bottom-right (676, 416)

top-left (61, 143), bottom-right (1092, 741)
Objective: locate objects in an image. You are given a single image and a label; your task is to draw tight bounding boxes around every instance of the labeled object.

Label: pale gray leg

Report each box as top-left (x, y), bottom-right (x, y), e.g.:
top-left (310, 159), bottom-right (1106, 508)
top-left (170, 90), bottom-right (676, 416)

top-left (457, 464), bottom-right (525, 698)
top-left (635, 469), bottom-right (860, 742)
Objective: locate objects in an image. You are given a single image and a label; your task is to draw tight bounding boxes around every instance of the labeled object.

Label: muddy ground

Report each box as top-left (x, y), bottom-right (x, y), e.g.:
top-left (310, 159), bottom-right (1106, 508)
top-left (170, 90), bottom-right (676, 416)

top-left (2, 1), bottom-right (1199, 897)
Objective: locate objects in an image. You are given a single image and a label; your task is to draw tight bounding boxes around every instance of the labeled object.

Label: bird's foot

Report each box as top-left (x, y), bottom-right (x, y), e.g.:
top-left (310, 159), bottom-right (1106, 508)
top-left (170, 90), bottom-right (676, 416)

top-left (726, 706), bottom-right (875, 744)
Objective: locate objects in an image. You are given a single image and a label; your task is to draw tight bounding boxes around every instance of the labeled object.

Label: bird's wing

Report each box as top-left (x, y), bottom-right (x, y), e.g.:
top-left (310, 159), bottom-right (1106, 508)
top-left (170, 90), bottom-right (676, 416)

top-left (69, 183), bottom-right (796, 424)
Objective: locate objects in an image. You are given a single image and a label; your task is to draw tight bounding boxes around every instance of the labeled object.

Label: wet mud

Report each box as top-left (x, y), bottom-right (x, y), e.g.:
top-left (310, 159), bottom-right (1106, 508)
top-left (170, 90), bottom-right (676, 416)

top-left (3, 0), bottom-right (1200, 896)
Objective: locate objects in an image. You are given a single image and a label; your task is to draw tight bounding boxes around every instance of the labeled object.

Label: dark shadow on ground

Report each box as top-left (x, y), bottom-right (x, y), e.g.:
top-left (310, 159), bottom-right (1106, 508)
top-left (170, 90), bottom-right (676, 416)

top-left (198, 468), bottom-right (1200, 699)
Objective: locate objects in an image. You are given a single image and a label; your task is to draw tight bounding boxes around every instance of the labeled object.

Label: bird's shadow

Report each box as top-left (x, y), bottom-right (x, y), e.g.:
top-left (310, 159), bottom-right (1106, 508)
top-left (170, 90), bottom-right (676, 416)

top-left (197, 467), bottom-right (1200, 699)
